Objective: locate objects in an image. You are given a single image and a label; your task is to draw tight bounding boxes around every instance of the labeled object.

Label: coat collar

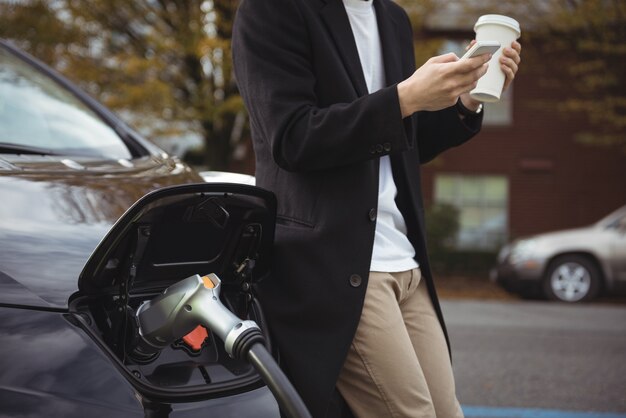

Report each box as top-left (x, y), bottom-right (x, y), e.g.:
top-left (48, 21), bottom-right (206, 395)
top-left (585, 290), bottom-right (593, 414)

top-left (318, 0), bottom-right (404, 97)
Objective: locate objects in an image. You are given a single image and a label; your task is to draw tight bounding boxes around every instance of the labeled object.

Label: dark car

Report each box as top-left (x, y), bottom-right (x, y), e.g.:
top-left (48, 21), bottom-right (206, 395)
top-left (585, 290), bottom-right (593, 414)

top-left (491, 206), bottom-right (626, 302)
top-left (0, 40), bottom-right (281, 417)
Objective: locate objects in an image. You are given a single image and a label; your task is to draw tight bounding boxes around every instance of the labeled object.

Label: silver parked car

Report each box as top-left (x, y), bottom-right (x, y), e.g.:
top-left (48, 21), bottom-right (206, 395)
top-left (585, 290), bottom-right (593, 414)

top-left (492, 205), bottom-right (626, 302)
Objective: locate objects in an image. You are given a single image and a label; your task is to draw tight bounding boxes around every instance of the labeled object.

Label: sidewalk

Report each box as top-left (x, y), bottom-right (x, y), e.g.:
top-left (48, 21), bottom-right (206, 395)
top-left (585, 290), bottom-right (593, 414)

top-left (436, 275), bottom-right (515, 300)
top-left (436, 275), bottom-right (626, 304)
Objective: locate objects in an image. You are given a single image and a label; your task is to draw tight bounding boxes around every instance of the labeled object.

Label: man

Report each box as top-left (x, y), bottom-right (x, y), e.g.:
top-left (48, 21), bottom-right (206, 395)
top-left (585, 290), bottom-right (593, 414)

top-left (232, 0), bottom-right (521, 417)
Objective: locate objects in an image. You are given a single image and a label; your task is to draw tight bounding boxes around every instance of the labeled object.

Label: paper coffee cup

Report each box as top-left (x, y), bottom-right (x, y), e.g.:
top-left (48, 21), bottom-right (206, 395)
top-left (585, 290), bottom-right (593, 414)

top-left (470, 15), bottom-right (521, 103)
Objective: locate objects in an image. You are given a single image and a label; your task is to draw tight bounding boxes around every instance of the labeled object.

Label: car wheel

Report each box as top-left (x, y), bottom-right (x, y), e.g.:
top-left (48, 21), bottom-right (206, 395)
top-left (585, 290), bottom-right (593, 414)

top-left (543, 255), bottom-right (601, 302)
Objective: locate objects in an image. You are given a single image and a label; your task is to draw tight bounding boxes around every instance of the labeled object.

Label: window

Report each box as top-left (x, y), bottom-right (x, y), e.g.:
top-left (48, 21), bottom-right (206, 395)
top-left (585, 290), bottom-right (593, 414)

top-left (484, 87), bottom-right (513, 126)
top-left (0, 47), bottom-right (132, 159)
top-left (435, 174), bottom-right (509, 249)
top-left (439, 39), bottom-right (513, 126)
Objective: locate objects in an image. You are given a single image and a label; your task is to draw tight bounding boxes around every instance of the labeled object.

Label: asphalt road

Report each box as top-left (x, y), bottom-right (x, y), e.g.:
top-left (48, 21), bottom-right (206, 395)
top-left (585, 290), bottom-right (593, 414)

top-left (441, 299), bottom-right (626, 418)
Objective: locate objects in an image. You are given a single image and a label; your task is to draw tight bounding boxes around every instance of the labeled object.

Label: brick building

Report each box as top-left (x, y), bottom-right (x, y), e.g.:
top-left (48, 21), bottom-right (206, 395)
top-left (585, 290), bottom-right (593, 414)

top-left (419, 13), bottom-right (626, 250)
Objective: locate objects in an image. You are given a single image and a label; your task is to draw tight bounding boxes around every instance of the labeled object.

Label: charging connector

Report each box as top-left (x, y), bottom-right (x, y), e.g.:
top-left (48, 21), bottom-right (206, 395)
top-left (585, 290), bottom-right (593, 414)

top-left (131, 273), bottom-right (311, 418)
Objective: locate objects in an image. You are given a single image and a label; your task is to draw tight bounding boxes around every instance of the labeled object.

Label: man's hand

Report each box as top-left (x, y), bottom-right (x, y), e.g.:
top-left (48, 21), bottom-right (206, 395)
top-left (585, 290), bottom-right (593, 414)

top-left (459, 40), bottom-right (522, 111)
top-left (501, 40), bottom-right (522, 92)
top-left (397, 52), bottom-right (490, 118)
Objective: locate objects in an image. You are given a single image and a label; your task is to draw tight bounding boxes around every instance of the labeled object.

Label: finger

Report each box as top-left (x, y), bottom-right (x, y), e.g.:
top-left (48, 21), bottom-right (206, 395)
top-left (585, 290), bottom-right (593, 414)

top-left (479, 61), bottom-right (489, 78)
top-left (456, 53), bottom-right (491, 72)
top-left (474, 62), bottom-right (489, 83)
top-left (500, 56), bottom-right (519, 75)
top-left (501, 64), bottom-right (515, 89)
top-left (456, 78), bottom-right (481, 97)
top-left (457, 63), bottom-right (489, 93)
top-left (502, 47), bottom-right (521, 65)
top-left (465, 39), bottom-right (477, 51)
top-left (430, 52), bottom-right (459, 63)
top-left (511, 41), bottom-right (522, 55)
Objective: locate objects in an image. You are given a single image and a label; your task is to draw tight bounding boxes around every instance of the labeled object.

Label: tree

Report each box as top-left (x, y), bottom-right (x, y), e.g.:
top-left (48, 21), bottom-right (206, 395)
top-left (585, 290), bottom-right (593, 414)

top-left (0, 0), bottom-right (246, 170)
top-left (529, 0), bottom-right (626, 152)
top-left (425, 202), bottom-right (460, 253)
top-left (459, 0), bottom-right (626, 152)
top-left (401, 0), bottom-right (626, 152)
top-left (395, 0), bottom-right (446, 66)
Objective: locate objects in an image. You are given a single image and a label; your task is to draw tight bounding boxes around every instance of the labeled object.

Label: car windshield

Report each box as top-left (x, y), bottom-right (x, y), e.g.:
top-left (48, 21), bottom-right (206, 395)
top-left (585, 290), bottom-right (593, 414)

top-left (597, 205), bottom-right (626, 229)
top-left (0, 46), bottom-right (132, 159)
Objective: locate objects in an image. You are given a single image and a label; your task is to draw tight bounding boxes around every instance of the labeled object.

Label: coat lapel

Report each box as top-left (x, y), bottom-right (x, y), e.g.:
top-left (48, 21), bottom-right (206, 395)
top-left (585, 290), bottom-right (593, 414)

top-left (319, 0), bottom-right (368, 97)
top-left (319, 0), bottom-right (404, 94)
top-left (373, 0), bottom-right (403, 85)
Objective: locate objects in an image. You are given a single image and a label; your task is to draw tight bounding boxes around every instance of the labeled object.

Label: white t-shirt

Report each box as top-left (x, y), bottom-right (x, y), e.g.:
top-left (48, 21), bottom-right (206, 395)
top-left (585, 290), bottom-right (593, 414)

top-left (343, 0), bottom-right (419, 272)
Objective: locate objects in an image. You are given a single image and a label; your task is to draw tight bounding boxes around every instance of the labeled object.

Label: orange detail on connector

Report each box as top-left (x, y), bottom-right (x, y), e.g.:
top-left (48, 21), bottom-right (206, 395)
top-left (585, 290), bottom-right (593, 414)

top-left (202, 275), bottom-right (216, 289)
top-left (182, 325), bottom-right (209, 351)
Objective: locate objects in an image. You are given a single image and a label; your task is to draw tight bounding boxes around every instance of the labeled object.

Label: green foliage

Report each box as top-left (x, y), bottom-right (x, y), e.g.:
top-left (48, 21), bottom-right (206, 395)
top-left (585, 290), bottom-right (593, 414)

top-left (529, 0), bottom-right (626, 152)
top-left (425, 202), bottom-right (460, 252)
top-left (0, 0), bottom-right (245, 170)
top-left (429, 249), bottom-right (498, 277)
top-left (395, 0), bottom-right (446, 65)
top-left (425, 203), bottom-right (496, 275)
top-left (401, 0), bottom-right (626, 153)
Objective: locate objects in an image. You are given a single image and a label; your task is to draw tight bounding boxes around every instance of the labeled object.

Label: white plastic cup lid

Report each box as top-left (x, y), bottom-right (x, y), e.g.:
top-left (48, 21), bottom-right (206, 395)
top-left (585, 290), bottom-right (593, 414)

top-left (474, 14), bottom-right (521, 38)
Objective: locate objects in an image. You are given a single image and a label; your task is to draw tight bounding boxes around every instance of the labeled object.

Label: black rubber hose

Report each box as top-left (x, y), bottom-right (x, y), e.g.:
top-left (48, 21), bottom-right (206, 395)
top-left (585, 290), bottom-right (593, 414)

top-left (247, 343), bottom-right (312, 418)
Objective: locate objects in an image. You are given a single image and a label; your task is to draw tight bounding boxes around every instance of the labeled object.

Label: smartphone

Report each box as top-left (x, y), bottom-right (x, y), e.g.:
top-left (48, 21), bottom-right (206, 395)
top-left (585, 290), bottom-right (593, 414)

top-left (461, 40), bottom-right (501, 59)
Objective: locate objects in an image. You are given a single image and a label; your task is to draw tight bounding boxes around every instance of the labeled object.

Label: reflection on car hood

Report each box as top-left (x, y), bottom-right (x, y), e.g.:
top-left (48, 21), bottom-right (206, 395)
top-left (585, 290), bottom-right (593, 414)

top-left (515, 226), bottom-right (608, 258)
top-left (0, 156), bottom-right (201, 309)
top-left (526, 226), bottom-right (595, 245)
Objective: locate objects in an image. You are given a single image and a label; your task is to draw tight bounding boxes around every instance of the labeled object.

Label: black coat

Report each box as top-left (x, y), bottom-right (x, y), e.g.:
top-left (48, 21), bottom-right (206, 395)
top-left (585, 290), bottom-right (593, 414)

top-left (233, 0), bottom-right (482, 416)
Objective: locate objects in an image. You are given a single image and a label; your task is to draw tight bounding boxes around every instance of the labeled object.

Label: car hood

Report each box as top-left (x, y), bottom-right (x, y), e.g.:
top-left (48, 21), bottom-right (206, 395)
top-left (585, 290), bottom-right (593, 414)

top-left (532, 226), bottom-right (593, 242)
top-left (0, 155), bottom-right (202, 309)
top-left (516, 225), bottom-right (601, 254)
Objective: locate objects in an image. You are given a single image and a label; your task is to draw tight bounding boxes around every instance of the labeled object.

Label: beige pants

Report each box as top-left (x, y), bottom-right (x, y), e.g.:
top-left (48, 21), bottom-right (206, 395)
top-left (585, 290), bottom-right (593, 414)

top-left (336, 269), bottom-right (464, 418)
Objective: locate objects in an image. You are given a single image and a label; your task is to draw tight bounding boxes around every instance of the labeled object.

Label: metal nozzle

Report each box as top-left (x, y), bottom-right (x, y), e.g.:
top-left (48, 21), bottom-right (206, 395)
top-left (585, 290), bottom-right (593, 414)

top-left (133, 273), bottom-right (262, 359)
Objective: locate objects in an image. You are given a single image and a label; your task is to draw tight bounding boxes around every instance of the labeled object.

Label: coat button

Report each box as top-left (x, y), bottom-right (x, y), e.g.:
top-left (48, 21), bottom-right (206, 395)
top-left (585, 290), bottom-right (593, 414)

top-left (375, 144), bottom-right (383, 153)
top-left (369, 145), bottom-right (376, 154)
top-left (349, 274), bottom-right (362, 288)
top-left (368, 208), bottom-right (377, 222)
top-left (383, 142), bottom-right (391, 152)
